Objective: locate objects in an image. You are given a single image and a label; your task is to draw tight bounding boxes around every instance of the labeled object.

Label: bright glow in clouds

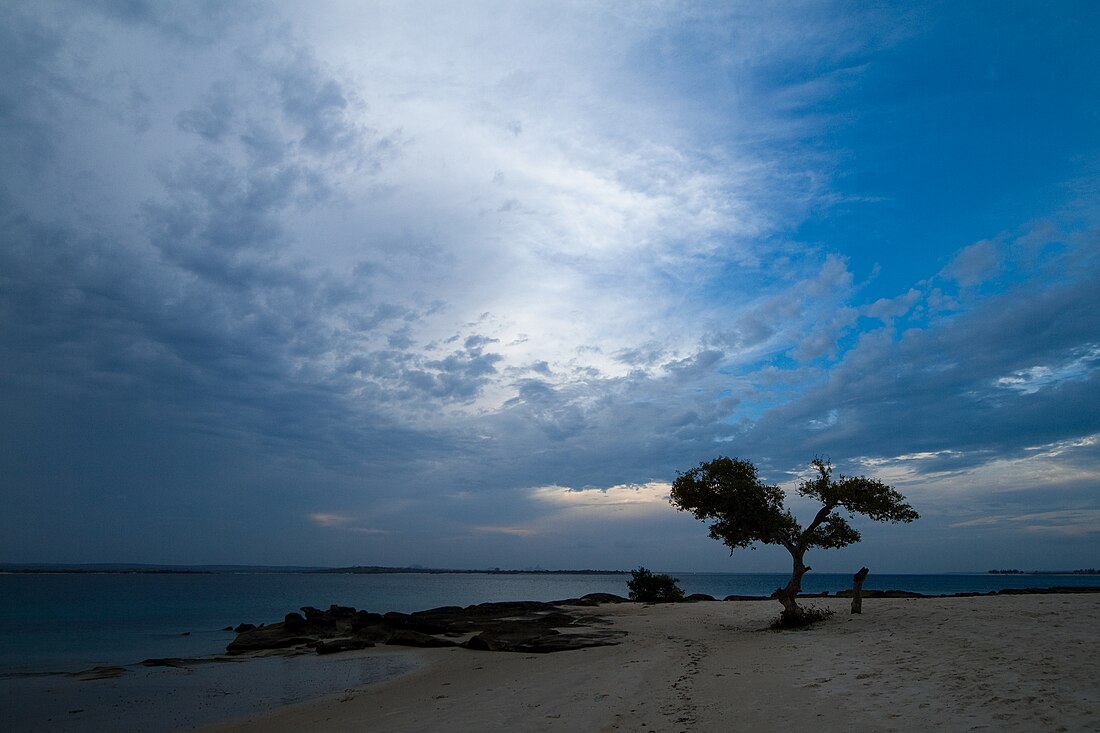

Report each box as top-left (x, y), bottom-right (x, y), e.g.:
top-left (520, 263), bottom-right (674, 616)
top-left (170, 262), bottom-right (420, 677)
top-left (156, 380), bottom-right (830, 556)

top-left (1, 1), bottom-right (1099, 572)
top-left (309, 513), bottom-right (353, 528)
top-left (531, 483), bottom-right (673, 518)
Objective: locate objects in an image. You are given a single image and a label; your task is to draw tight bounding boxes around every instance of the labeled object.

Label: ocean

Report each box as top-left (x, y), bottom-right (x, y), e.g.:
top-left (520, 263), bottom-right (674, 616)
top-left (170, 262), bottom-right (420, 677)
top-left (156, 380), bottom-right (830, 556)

top-left (3, 570), bottom-right (1097, 675)
top-left (2, 570), bottom-right (1096, 732)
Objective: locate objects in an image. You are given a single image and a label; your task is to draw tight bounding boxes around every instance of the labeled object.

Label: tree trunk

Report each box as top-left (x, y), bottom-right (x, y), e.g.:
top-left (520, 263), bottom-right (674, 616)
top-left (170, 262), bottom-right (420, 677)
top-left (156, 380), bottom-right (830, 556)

top-left (851, 566), bottom-right (869, 614)
top-left (776, 551), bottom-right (810, 624)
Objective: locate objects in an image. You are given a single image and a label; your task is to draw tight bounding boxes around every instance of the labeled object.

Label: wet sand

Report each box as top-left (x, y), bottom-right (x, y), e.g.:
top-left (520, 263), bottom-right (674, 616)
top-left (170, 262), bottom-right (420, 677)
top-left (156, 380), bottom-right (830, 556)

top-left (0, 650), bottom-right (420, 733)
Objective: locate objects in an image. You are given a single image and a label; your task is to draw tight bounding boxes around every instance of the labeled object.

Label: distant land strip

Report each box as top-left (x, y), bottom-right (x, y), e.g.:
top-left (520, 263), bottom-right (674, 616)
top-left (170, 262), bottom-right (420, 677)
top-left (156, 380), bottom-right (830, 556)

top-left (312, 566), bottom-right (629, 575)
top-left (0, 568), bottom-right (212, 574)
top-left (988, 568), bottom-right (1099, 575)
top-left (0, 564), bottom-right (628, 575)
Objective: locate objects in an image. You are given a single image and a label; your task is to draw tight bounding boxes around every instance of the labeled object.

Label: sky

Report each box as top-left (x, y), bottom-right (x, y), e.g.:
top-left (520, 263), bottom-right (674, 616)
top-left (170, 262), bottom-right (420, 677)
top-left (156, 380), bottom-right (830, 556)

top-left (2, 0), bottom-right (1098, 574)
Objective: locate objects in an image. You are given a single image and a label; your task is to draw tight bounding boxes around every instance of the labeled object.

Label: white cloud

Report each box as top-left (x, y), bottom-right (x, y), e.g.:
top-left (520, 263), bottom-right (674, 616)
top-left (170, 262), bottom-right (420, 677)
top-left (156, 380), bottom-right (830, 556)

top-left (247, 1), bottom-right (824, 405)
top-left (1025, 434), bottom-right (1100, 458)
top-left (950, 510), bottom-right (1100, 537)
top-left (849, 436), bottom-right (1100, 520)
top-left (531, 482), bottom-right (672, 519)
top-left (310, 512), bottom-right (388, 534)
top-left (995, 344), bottom-right (1100, 395)
top-left (309, 512), bottom-right (352, 527)
top-left (472, 525), bottom-right (538, 537)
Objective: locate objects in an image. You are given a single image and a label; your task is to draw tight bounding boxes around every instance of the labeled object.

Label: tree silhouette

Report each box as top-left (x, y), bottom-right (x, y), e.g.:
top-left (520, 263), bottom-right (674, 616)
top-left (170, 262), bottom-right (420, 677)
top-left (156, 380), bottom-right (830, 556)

top-left (670, 456), bottom-right (918, 625)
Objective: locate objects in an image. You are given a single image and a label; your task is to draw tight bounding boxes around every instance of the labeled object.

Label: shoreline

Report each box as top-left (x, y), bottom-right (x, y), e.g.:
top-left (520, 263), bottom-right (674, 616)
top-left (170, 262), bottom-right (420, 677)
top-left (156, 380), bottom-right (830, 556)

top-left (200, 592), bottom-right (1100, 733)
top-left (5, 589), bottom-right (1099, 732)
top-left (0, 649), bottom-right (423, 733)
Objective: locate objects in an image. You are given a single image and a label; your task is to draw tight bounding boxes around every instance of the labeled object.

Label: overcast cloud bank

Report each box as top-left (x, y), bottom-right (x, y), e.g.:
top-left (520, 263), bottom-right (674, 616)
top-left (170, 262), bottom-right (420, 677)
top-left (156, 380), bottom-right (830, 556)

top-left (2, 1), bottom-right (1098, 572)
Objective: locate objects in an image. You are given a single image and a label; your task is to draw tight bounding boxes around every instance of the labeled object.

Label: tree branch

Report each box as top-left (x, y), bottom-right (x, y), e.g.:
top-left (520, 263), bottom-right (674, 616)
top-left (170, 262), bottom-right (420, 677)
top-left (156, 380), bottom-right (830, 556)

top-left (799, 501), bottom-right (836, 549)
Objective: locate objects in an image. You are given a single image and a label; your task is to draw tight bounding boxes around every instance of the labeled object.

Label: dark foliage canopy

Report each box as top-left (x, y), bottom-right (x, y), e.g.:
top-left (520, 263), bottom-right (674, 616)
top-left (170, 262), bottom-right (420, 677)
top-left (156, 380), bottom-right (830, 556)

top-left (669, 456), bottom-right (919, 556)
top-left (627, 566), bottom-right (685, 602)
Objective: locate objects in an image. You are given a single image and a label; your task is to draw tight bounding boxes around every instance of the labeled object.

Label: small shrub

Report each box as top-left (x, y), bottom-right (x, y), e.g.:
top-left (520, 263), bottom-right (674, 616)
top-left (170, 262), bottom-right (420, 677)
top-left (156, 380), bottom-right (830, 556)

top-left (769, 604), bottom-right (835, 630)
top-left (627, 567), bottom-right (685, 602)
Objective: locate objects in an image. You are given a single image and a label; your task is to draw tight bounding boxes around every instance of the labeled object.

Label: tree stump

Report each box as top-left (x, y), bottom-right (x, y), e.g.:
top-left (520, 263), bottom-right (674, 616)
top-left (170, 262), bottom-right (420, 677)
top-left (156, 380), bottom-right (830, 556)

top-left (851, 566), bottom-right (869, 614)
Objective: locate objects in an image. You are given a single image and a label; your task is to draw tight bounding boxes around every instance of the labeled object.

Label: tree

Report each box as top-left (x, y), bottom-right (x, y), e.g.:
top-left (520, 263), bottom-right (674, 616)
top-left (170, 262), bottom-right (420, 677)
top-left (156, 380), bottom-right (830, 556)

top-left (670, 456), bottom-right (918, 625)
top-left (627, 567), bottom-right (685, 602)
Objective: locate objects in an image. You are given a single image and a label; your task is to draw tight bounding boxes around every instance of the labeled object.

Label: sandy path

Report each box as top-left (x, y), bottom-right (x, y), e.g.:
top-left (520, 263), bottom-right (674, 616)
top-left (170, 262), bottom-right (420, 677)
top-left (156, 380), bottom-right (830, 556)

top-left (202, 593), bottom-right (1100, 733)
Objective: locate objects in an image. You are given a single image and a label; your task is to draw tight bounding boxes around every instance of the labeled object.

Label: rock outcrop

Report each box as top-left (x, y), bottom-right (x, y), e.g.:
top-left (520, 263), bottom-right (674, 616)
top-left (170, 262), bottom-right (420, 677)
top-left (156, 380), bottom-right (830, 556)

top-left (227, 596), bottom-right (625, 656)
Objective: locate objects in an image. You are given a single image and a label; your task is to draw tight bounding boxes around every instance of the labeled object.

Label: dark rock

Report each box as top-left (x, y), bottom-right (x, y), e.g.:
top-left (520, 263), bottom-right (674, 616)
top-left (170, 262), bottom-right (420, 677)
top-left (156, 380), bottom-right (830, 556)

top-left (421, 605), bottom-right (465, 614)
top-left (385, 630), bottom-right (457, 648)
top-left (460, 628), bottom-right (558, 653)
top-left (520, 632), bottom-right (624, 653)
top-left (685, 593), bottom-right (716, 602)
top-left (227, 598), bottom-right (625, 656)
top-left (534, 612), bottom-right (578, 626)
top-left (226, 626), bottom-right (317, 653)
top-left (70, 666), bottom-right (128, 681)
top-left (352, 610), bottom-right (385, 628)
top-left (315, 638), bottom-right (374, 655)
top-left (300, 606), bottom-right (328, 622)
top-left (352, 624), bottom-right (394, 643)
top-left (723, 594), bottom-right (770, 601)
top-left (834, 589), bottom-right (926, 599)
top-left (382, 611), bottom-right (411, 628)
top-left (461, 634), bottom-right (492, 651)
top-left (463, 628), bottom-right (625, 653)
top-left (233, 623), bottom-right (257, 633)
top-left (401, 612), bottom-right (450, 635)
top-left (995, 586), bottom-right (1100, 595)
top-left (579, 593), bottom-right (629, 604)
top-left (140, 657), bottom-right (217, 668)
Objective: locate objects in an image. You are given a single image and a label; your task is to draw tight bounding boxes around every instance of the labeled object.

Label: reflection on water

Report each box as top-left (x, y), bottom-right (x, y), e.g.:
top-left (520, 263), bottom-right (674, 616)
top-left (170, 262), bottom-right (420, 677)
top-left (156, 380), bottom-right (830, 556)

top-left (2, 650), bottom-right (420, 733)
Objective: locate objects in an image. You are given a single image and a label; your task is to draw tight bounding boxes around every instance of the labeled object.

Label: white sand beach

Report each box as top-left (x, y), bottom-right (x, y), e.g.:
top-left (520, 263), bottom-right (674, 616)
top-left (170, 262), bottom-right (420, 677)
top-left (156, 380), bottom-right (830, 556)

top-left (202, 593), bottom-right (1100, 733)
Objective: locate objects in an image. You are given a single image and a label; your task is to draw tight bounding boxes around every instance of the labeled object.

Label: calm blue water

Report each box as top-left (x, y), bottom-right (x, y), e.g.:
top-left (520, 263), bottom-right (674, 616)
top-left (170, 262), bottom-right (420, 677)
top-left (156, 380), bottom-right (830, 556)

top-left (2, 571), bottom-right (1097, 674)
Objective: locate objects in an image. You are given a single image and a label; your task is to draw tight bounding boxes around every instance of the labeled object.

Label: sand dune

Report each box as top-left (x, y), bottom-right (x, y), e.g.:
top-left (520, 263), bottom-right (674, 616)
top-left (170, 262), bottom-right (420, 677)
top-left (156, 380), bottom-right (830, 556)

top-left (202, 593), bottom-right (1100, 732)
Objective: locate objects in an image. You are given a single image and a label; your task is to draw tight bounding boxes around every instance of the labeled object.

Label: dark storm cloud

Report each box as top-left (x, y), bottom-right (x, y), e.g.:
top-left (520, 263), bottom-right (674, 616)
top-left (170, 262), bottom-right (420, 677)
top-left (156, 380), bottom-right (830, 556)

top-left (176, 83), bottom-right (236, 142)
top-left (94, 0), bottom-right (259, 45)
top-left (662, 349), bottom-right (725, 381)
top-left (2, 1), bottom-right (1098, 571)
top-left (407, 339), bottom-right (505, 402)
top-left (0, 3), bottom-right (441, 493)
top-left (502, 379), bottom-right (587, 442)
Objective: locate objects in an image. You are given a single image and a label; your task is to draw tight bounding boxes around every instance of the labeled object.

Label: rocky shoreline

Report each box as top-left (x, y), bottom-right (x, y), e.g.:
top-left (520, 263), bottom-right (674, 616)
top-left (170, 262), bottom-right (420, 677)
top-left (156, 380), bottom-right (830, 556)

top-left (225, 594), bottom-right (630, 656)
top-left (223, 585), bottom-right (1100, 658)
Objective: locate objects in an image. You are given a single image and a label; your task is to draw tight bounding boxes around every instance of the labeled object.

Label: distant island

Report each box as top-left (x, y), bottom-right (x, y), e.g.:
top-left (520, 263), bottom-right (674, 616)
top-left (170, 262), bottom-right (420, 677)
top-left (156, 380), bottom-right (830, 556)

top-left (0, 566), bottom-right (212, 574)
top-left (988, 568), bottom-right (1099, 575)
top-left (0, 563), bottom-right (629, 575)
top-left (311, 566), bottom-right (629, 575)
top-left (7, 563), bottom-right (1096, 576)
